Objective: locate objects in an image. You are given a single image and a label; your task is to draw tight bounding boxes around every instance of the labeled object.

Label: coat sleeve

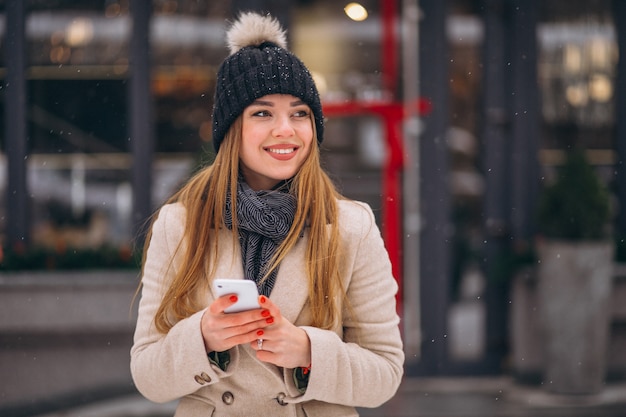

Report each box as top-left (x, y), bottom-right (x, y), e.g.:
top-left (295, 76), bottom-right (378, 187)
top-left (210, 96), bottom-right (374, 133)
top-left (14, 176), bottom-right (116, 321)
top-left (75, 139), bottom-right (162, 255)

top-left (291, 201), bottom-right (404, 408)
top-left (130, 203), bottom-right (239, 403)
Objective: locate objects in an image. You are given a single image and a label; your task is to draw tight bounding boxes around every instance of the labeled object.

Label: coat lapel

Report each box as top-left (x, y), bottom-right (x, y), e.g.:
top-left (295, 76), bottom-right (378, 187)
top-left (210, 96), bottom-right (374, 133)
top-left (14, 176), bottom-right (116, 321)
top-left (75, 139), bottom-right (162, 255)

top-left (268, 231), bottom-right (309, 324)
top-left (210, 232), bottom-right (244, 292)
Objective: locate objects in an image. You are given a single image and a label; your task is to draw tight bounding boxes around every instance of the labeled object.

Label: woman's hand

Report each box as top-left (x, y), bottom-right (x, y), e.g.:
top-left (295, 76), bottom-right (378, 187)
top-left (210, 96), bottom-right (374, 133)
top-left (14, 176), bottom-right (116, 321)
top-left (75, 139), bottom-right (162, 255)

top-left (201, 294), bottom-right (272, 353)
top-left (251, 296), bottom-right (312, 370)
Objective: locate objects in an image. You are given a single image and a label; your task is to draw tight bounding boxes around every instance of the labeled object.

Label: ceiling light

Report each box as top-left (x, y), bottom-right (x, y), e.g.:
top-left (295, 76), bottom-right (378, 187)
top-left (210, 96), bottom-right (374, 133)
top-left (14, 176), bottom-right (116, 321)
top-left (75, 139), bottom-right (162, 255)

top-left (344, 3), bottom-right (368, 22)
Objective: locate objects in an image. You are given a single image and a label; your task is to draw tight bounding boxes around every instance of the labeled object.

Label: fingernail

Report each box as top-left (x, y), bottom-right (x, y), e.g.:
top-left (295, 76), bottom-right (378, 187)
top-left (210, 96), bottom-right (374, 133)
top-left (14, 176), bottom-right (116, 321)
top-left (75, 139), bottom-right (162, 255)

top-left (266, 317), bottom-right (274, 324)
top-left (256, 330), bottom-right (264, 336)
top-left (261, 309), bottom-right (270, 317)
top-left (259, 295), bottom-right (267, 304)
top-left (229, 295), bottom-right (238, 303)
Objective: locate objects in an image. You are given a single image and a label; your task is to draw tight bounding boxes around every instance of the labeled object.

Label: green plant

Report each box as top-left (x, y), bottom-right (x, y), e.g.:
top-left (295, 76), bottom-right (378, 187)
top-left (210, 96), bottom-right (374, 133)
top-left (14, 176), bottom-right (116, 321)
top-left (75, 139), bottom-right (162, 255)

top-left (537, 149), bottom-right (611, 240)
top-left (0, 243), bottom-right (141, 271)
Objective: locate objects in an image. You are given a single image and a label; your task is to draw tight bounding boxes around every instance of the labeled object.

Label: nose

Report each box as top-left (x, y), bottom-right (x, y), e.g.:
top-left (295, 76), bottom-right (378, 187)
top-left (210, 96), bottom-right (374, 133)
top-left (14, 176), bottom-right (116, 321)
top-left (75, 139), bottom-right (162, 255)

top-left (272, 115), bottom-right (295, 137)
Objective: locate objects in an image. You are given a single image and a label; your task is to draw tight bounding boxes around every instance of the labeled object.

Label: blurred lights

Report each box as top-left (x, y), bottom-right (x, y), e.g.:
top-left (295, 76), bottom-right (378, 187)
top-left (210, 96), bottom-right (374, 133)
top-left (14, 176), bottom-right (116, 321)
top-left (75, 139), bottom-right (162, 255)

top-left (566, 83), bottom-right (588, 107)
top-left (105, 0), bottom-right (127, 18)
top-left (552, 33), bottom-right (616, 124)
top-left (344, 3), bottom-right (368, 21)
top-left (50, 45), bottom-right (71, 64)
top-left (563, 44), bottom-right (582, 74)
top-left (65, 18), bottom-right (94, 47)
top-left (588, 73), bottom-right (612, 102)
top-left (562, 38), bottom-right (614, 107)
top-left (564, 75), bottom-right (612, 107)
top-left (589, 37), bottom-right (610, 70)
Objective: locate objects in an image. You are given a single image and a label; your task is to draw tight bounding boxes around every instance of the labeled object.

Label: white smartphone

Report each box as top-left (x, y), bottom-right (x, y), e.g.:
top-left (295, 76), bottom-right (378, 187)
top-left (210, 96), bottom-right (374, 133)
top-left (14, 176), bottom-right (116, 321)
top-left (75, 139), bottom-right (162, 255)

top-left (212, 279), bottom-right (261, 313)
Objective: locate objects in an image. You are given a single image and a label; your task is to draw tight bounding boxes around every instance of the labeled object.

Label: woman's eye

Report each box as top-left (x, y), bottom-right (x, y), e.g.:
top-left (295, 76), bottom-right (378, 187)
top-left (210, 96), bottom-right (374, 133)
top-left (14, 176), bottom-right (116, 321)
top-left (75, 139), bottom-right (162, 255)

top-left (293, 110), bottom-right (309, 117)
top-left (252, 110), bottom-right (270, 117)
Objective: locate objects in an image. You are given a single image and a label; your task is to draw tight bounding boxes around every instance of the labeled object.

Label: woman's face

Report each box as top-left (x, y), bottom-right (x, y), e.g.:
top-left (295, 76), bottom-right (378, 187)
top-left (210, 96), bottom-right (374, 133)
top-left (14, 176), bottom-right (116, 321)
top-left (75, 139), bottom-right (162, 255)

top-left (240, 94), bottom-right (314, 190)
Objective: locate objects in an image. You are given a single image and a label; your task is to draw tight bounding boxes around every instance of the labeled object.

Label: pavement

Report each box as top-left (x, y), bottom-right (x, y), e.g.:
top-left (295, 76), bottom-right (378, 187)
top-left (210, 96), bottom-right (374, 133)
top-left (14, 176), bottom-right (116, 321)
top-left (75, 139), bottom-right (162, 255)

top-left (33, 376), bottom-right (626, 417)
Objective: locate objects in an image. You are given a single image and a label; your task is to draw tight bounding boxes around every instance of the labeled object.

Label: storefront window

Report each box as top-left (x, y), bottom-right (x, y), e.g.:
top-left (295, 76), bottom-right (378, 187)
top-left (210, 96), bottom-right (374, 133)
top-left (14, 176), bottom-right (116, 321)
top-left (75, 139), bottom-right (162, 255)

top-left (17, 2), bottom-right (133, 253)
top-left (538, 1), bottom-right (616, 152)
top-left (1, 0), bottom-right (389, 265)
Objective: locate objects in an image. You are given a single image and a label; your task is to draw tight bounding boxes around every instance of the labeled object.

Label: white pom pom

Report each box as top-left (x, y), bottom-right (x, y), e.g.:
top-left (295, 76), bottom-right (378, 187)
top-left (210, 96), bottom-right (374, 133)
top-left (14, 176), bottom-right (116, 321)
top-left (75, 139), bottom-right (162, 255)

top-left (226, 12), bottom-right (288, 55)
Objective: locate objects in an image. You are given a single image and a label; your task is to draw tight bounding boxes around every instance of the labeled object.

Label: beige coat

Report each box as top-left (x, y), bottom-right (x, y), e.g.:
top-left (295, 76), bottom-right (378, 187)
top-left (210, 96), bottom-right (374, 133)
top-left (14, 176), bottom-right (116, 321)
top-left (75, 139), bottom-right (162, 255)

top-left (131, 200), bottom-right (404, 417)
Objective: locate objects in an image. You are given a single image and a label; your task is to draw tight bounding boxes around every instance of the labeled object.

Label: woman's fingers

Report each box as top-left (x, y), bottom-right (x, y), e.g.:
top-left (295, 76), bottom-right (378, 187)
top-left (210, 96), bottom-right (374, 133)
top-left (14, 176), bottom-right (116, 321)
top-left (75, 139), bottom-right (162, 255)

top-left (258, 295), bottom-right (280, 323)
top-left (252, 325), bottom-right (311, 369)
top-left (208, 293), bottom-right (245, 315)
top-left (249, 299), bottom-right (311, 369)
top-left (201, 294), bottom-right (274, 352)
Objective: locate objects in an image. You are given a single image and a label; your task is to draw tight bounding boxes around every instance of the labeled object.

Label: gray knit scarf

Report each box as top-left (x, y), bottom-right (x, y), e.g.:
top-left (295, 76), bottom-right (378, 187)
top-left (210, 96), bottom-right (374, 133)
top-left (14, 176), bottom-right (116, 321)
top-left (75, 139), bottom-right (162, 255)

top-left (224, 181), bottom-right (296, 297)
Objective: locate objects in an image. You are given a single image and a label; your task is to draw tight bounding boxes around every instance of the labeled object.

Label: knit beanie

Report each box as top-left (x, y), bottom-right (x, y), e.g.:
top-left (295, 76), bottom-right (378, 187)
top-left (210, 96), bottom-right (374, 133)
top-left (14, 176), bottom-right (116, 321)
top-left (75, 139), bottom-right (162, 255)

top-left (211, 12), bottom-right (324, 152)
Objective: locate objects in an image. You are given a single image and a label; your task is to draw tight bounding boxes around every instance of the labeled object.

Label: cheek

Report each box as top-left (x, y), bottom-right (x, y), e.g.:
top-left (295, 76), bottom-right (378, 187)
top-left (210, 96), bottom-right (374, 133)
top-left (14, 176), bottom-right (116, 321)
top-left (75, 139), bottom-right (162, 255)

top-left (241, 129), bottom-right (265, 153)
top-left (242, 125), bottom-right (260, 142)
top-left (298, 125), bottom-right (314, 145)
top-left (300, 136), bottom-right (315, 159)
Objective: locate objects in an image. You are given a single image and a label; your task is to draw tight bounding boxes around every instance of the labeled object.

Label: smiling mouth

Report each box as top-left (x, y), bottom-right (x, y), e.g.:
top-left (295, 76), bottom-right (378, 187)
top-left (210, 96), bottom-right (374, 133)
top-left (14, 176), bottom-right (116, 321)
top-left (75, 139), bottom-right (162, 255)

top-left (266, 147), bottom-right (297, 154)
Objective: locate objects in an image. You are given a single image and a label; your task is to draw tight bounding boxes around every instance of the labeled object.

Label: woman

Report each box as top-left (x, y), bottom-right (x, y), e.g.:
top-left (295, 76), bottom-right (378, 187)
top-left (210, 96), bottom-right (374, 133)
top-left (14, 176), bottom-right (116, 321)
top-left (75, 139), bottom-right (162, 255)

top-left (131, 12), bottom-right (404, 417)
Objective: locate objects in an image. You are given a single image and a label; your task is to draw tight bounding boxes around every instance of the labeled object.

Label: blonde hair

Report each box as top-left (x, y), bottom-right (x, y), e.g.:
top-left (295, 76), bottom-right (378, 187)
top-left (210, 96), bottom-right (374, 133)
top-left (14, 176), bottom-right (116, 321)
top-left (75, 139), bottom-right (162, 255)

top-left (143, 116), bottom-right (347, 333)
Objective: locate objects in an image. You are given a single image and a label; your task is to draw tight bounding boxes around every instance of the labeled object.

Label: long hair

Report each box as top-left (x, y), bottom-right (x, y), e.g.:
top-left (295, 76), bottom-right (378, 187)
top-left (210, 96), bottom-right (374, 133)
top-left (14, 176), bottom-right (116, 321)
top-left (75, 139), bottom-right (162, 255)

top-left (144, 116), bottom-right (346, 333)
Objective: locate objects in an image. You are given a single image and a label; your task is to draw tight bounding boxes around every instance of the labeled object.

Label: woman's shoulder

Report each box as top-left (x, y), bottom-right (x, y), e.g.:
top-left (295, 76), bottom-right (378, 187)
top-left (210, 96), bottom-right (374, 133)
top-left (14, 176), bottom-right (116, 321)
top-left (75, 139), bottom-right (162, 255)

top-left (337, 198), bottom-right (372, 215)
top-left (155, 202), bottom-right (187, 225)
top-left (151, 202), bottom-right (187, 240)
top-left (336, 199), bottom-right (378, 233)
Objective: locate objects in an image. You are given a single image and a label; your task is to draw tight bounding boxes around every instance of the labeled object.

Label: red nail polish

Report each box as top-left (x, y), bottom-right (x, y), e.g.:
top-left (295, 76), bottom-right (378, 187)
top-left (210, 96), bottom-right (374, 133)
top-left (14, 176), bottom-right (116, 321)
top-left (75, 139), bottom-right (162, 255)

top-left (261, 309), bottom-right (270, 317)
top-left (229, 295), bottom-right (238, 303)
top-left (266, 317), bottom-right (274, 324)
top-left (259, 295), bottom-right (267, 304)
top-left (257, 330), bottom-right (264, 336)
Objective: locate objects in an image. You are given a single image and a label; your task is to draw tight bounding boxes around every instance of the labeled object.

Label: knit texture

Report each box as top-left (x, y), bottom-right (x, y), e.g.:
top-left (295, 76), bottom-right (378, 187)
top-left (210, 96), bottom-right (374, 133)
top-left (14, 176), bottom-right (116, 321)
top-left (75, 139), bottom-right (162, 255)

top-left (223, 180), bottom-right (297, 297)
top-left (212, 19), bottom-right (324, 152)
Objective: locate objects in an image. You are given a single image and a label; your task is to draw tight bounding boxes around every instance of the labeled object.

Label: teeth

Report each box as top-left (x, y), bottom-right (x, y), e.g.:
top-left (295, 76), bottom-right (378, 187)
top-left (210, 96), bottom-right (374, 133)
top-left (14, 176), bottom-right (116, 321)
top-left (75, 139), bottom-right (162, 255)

top-left (267, 148), bottom-right (295, 154)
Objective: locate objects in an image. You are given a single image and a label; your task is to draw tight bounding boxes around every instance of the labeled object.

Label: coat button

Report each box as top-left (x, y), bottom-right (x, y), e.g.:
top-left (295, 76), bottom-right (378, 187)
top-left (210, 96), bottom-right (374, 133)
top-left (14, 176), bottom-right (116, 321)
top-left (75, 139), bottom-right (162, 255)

top-left (193, 372), bottom-right (211, 385)
top-left (276, 392), bottom-right (287, 406)
top-left (222, 391), bottom-right (234, 405)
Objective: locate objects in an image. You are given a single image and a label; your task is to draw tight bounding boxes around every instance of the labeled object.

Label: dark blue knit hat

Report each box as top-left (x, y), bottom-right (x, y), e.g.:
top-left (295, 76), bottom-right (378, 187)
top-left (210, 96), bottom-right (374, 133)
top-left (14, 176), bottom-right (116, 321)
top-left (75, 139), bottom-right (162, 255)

top-left (212, 12), bottom-right (324, 152)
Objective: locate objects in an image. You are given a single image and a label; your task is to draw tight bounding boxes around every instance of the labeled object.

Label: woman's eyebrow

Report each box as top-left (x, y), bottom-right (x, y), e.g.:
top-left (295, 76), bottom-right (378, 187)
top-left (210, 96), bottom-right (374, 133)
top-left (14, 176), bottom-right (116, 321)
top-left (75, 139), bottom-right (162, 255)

top-left (251, 100), bottom-right (274, 106)
top-left (249, 99), bottom-right (306, 107)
